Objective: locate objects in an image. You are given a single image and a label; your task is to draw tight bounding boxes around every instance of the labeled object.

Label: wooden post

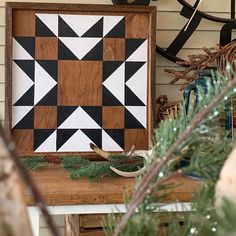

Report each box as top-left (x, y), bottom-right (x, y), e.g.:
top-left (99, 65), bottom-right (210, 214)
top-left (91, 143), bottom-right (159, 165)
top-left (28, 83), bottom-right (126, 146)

top-left (64, 215), bottom-right (80, 236)
top-left (0, 137), bottom-right (33, 236)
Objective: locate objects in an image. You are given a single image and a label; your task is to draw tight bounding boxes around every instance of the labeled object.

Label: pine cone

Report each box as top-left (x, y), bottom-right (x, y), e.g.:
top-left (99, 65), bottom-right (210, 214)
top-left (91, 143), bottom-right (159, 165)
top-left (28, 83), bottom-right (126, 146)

top-left (44, 155), bottom-right (61, 164)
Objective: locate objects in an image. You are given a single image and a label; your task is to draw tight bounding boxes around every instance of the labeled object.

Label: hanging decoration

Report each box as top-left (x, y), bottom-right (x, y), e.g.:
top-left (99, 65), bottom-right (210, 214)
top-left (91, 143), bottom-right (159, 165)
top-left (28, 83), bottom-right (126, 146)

top-left (154, 0), bottom-right (236, 64)
top-left (165, 40), bottom-right (236, 89)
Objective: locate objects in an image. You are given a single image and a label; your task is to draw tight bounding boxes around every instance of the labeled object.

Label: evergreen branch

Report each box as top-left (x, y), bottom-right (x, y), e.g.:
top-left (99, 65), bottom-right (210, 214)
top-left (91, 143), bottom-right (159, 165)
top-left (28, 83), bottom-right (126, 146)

top-left (22, 156), bottom-right (47, 170)
top-left (113, 75), bottom-right (236, 236)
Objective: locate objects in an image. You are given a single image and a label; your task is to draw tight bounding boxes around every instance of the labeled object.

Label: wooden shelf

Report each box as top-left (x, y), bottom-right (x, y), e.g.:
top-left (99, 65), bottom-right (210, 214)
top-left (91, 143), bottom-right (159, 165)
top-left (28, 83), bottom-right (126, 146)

top-left (22, 166), bottom-right (200, 206)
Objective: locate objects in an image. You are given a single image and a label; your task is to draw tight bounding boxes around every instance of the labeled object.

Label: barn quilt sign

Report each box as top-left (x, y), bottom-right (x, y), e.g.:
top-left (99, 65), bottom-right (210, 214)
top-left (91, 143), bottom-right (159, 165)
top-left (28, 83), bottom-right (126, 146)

top-left (5, 3), bottom-right (156, 157)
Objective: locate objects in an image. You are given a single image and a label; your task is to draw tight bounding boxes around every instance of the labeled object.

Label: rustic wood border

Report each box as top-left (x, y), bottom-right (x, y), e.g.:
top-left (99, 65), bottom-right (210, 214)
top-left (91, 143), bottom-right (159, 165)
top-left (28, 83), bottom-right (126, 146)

top-left (5, 2), bottom-right (156, 156)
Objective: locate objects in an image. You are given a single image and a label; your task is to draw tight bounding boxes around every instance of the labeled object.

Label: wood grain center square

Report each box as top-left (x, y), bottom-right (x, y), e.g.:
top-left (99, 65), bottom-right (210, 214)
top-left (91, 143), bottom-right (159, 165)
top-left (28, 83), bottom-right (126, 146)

top-left (102, 106), bottom-right (124, 129)
top-left (103, 38), bottom-right (125, 61)
top-left (35, 37), bottom-right (58, 60)
top-left (58, 61), bottom-right (102, 106)
top-left (34, 106), bottom-right (57, 129)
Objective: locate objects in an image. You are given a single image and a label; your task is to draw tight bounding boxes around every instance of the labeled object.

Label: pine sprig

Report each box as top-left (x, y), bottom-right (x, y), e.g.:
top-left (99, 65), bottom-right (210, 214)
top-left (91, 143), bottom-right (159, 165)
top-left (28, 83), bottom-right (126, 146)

top-left (22, 156), bottom-right (47, 170)
top-left (111, 69), bottom-right (236, 236)
top-left (23, 153), bottom-right (144, 181)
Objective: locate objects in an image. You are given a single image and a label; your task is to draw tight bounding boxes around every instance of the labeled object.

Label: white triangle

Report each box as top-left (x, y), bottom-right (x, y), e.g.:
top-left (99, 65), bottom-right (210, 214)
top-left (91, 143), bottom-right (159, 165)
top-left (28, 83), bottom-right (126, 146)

top-left (12, 61), bottom-right (34, 105)
top-left (12, 106), bottom-right (33, 128)
top-left (36, 13), bottom-right (58, 36)
top-left (35, 130), bottom-right (57, 153)
top-left (103, 63), bottom-right (125, 105)
top-left (125, 63), bottom-right (147, 105)
top-left (59, 107), bottom-right (100, 129)
top-left (12, 38), bottom-right (33, 60)
top-left (103, 16), bottom-right (124, 37)
top-left (58, 129), bottom-right (94, 152)
top-left (102, 130), bottom-right (123, 152)
top-left (34, 62), bottom-right (57, 105)
top-left (60, 15), bottom-right (102, 37)
top-left (126, 40), bottom-right (148, 62)
top-left (126, 106), bottom-right (146, 128)
top-left (59, 37), bottom-right (102, 60)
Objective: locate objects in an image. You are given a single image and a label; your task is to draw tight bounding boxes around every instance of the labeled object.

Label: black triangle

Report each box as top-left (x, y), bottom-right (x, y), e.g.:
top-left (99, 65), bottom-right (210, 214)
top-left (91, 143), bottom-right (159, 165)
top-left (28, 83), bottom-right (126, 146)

top-left (58, 39), bottom-right (78, 60)
top-left (37, 60), bottom-right (57, 81)
top-left (82, 39), bottom-right (103, 61)
top-left (103, 86), bottom-right (123, 106)
top-left (103, 61), bottom-right (123, 81)
top-left (105, 17), bottom-right (125, 38)
top-left (36, 16), bottom-right (56, 37)
top-left (57, 106), bottom-right (78, 127)
top-left (58, 16), bottom-right (78, 37)
top-left (14, 37), bottom-right (35, 58)
top-left (81, 106), bottom-right (102, 127)
top-left (104, 129), bottom-right (124, 149)
top-left (81, 129), bottom-right (102, 148)
top-left (82, 18), bottom-right (103, 37)
top-left (57, 129), bottom-right (78, 150)
top-left (34, 129), bottom-right (55, 150)
top-left (14, 60), bottom-right (35, 81)
top-left (36, 85), bottom-right (57, 106)
top-left (125, 62), bottom-right (145, 82)
top-left (125, 85), bottom-right (145, 106)
top-left (125, 108), bottom-right (145, 129)
top-left (125, 38), bottom-right (146, 60)
top-left (14, 107), bottom-right (34, 129)
top-left (14, 86), bottom-right (34, 106)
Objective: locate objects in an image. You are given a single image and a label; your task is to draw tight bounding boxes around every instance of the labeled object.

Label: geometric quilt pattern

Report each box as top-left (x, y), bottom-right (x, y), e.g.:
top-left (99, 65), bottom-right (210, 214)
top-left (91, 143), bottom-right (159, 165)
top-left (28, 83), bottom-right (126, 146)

top-left (11, 14), bottom-right (148, 153)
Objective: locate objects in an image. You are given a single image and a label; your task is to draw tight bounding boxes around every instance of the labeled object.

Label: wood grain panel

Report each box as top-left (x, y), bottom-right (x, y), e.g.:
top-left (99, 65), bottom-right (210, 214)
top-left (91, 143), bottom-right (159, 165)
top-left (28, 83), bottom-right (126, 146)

top-left (102, 106), bottom-right (124, 129)
top-left (11, 129), bottom-right (34, 156)
top-left (103, 38), bottom-right (125, 61)
top-left (12, 10), bottom-right (35, 36)
top-left (80, 214), bottom-right (104, 229)
top-left (0, 65), bottom-right (4, 82)
top-left (23, 166), bottom-right (200, 205)
top-left (125, 13), bottom-right (150, 38)
top-left (58, 61), bottom-right (103, 106)
top-left (35, 37), bottom-right (58, 60)
top-left (124, 129), bottom-right (148, 151)
top-left (34, 106), bottom-right (57, 129)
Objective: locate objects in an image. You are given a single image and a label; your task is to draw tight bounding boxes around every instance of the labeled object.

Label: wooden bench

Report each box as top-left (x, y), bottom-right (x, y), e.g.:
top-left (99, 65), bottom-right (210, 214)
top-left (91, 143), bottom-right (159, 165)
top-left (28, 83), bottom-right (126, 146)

top-left (23, 166), bottom-right (200, 236)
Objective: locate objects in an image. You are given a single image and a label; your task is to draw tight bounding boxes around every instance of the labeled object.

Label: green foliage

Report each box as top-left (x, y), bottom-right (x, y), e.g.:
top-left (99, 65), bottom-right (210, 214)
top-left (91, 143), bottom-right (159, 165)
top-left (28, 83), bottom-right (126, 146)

top-left (104, 196), bottom-right (158, 236)
top-left (23, 154), bottom-right (144, 181)
top-left (61, 155), bottom-right (90, 168)
top-left (68, 162), bottom-right (115, 181)
top-left (22, 156), bottom-right (47, 170)
top-left (104, 69), bottom-right (236, 235)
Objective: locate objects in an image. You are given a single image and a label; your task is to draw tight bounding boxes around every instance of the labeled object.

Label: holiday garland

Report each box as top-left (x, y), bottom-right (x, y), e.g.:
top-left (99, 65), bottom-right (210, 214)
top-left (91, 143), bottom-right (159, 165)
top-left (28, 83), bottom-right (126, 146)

top-left (23, 151), bottom-right (144, 181)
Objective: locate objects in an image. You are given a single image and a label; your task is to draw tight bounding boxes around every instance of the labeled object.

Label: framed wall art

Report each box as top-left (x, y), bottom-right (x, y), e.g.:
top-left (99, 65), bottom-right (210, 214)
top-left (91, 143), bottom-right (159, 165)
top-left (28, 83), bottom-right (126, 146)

top-left (5, 2), bottom-right (156, 157)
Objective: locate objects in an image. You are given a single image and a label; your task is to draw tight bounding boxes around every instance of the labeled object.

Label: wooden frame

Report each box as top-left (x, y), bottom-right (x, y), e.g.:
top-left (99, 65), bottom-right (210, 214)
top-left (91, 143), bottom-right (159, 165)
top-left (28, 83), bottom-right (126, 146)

top-left (5, 2), bottom-right (156, 157)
